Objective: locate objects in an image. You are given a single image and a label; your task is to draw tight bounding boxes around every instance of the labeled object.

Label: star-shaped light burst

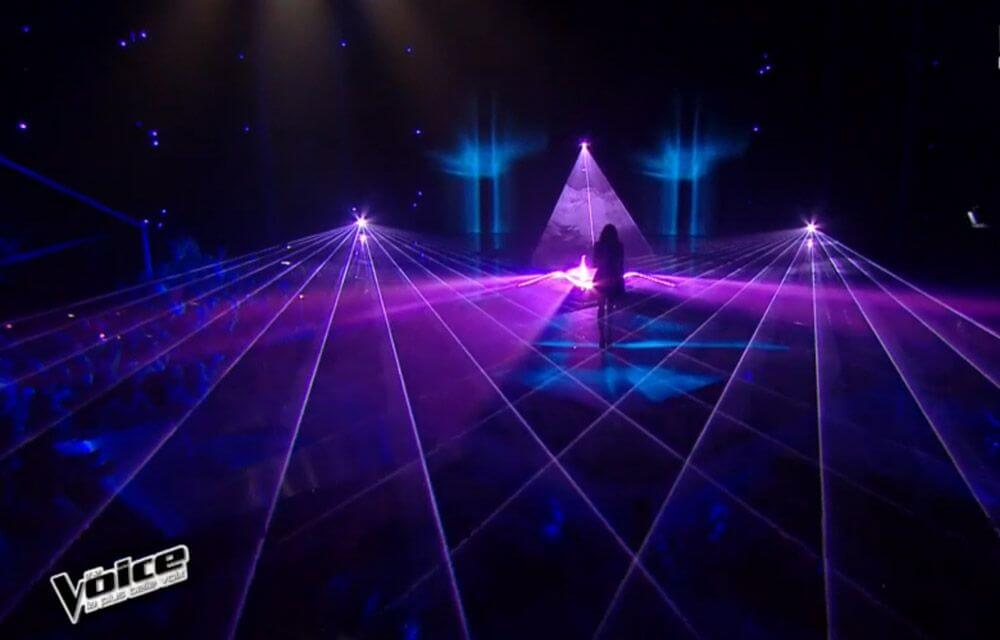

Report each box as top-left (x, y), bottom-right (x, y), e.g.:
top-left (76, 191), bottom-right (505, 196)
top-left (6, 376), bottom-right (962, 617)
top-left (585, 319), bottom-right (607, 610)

top-left (518, 255), bottom-right (677, 291)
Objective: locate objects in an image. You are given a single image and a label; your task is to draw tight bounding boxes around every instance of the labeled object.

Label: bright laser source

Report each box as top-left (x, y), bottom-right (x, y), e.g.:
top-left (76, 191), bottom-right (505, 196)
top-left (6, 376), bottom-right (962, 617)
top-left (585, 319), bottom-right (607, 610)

top-left (518, 255), bottom-right (676, 291)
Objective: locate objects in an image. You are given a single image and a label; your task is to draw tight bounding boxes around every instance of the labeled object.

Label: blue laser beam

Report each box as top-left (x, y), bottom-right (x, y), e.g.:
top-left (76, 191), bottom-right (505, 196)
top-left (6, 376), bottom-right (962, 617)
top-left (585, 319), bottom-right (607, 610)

top-left (0, 235), bottom-right (103, 267)
top-left (0, 154), bottom-right (141, 228)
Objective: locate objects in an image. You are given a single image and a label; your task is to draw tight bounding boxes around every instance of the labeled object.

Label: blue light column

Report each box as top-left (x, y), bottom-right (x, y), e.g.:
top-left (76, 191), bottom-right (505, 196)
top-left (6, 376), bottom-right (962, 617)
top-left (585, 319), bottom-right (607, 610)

top-left (689, 103), bottom-right (702, 237)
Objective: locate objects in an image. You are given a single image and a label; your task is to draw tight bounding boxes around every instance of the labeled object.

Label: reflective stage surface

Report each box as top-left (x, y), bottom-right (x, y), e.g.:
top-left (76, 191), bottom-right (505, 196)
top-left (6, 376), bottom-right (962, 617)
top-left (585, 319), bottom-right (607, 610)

top-left (1, 226), bottom-right (997, 639)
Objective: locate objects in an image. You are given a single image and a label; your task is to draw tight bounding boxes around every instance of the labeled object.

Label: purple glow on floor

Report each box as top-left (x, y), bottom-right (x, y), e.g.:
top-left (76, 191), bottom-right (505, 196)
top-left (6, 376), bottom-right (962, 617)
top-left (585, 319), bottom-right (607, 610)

top-left (0, 223), bottom-right (995, 639)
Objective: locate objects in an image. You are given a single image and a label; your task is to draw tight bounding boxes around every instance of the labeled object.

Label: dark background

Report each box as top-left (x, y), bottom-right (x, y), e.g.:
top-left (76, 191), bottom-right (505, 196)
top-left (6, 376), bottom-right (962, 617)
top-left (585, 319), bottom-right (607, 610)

top-left (1, 1), bottom-right (997, 314)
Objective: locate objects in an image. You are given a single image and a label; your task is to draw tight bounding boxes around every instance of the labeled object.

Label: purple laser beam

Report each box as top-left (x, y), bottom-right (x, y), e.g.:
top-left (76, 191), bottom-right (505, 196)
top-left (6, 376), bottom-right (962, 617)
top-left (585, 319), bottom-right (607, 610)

top-left (583, 145), bottom-right (597, 245)
top-left (0, 230), bottom-right (352, 461)
top-left (0, 229), bottom-right (345, 392)
top-left (277, 233), bottom-right (797, 549)
top-left (372, 230), bottom-right (817, 637)
top-left (828, 237), bottom-right (1000, 341)
top-left (0, 227), bottom-right (342, 333)
top-left (811, 235), bottom-right (835, 640)
top-left (517, 254), bottom-right (677, 291)
top-left (824, 237), bottom-right (998, 388)
top-left (227, 229), bottom-right (361, 639)
top-left (366, 229), bottom-right (473, 640)
top-left (0, 234), bottom-right (350, 624)
top-left (815, 234), bottom-right (999, 529)
top-left (591, 234), bottom-right (808, 638)
top-left (0, 237), bottom-right (320, 355)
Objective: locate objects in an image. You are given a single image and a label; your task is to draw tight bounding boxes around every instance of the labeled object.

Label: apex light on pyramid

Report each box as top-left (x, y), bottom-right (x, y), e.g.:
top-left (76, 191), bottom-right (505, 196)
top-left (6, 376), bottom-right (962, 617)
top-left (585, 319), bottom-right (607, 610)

top-left (532, 143), bottom-right (653, 269)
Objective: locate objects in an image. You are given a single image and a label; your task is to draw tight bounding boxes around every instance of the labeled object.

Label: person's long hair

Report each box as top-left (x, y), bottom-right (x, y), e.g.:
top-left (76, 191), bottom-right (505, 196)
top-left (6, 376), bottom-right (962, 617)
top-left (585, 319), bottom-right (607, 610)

top-left (596, 224), bottom-right (620, 249)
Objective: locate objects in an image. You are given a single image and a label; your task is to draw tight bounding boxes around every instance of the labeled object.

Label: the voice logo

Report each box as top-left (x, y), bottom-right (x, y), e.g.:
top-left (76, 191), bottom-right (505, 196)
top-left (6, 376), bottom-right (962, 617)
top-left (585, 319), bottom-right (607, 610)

top-left (50, 544), bottom-right (190, 624)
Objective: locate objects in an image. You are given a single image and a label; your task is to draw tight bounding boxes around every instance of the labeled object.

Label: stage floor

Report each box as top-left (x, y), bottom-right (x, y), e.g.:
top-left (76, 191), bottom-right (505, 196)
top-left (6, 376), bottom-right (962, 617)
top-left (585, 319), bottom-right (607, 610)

top-left (0, 226), bottom-right (997, 639)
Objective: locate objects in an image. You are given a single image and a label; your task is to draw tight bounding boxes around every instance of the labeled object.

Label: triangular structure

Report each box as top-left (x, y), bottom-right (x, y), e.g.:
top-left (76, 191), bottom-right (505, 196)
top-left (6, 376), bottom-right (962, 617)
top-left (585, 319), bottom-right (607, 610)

top-left (532, 145), bottom-right (652, 269)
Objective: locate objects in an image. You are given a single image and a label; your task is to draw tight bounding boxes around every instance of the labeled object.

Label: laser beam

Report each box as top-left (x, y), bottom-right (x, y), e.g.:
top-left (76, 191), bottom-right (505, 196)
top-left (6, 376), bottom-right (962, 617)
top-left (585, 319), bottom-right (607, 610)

top-left (0, 233), bottom-right (334, 356)
top-left (0, 230), bottom-right (345, 390)
top-left (591, 234), bottom-right (808, 637)
top-left (811, 234), bottom-right (834, 640)
top-left (0, 231), bottom-right (352, 461)
top-left (366, 231), bottom-right (473, 640)
top-left (0, 233), bottom-right (350, 624)
top-left (816, 235), bottom-right (999, 528)
top-left (228, 228), bottom-right (361, 640)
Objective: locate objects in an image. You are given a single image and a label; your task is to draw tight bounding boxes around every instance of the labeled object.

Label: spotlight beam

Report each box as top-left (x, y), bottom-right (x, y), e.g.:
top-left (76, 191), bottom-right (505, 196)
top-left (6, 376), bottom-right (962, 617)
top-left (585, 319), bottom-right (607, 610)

top-left (0, 230), bottom-right (344, 389)
top-left (227, 229), bottom-right (361, 640)
top-left (824, 238), bottom-right (998, 388)
top-left (0, 235), bottom-right (326, 356)
top-left (591, 235), bottom-right (809, 638)
top-left (815, 235), bottom-right (999, 528)
top-left (370, 230), bottom-right (697, 635)
top-left (366, 232), bottom-right (473, 640)
top-left (0, 230), bottom-right (352, 461)
top-left (0, 234), bottom-right (349, 624)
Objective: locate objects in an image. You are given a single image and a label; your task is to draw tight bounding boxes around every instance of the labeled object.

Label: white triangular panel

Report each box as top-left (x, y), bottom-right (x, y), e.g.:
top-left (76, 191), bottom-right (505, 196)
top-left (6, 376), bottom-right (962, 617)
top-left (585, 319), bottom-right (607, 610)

top-left (532, 148), bottom-right (652, 269)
